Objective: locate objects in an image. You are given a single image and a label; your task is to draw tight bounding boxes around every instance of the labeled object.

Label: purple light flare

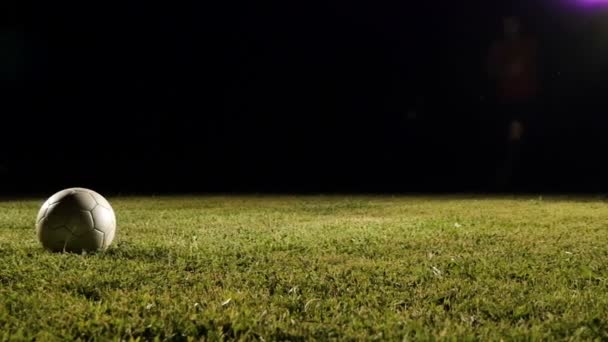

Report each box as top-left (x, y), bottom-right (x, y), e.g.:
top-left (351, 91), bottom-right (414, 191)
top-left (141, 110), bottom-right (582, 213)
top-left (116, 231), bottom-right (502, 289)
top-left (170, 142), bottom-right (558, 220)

top-left (575, 0), bottom-right (608, 7)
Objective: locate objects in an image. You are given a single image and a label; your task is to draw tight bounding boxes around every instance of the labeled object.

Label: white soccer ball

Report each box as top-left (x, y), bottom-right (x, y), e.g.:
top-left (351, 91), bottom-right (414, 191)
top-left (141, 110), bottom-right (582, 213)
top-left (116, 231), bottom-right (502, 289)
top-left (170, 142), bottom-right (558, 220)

top-left (36, 188), bottom-right (117, 253)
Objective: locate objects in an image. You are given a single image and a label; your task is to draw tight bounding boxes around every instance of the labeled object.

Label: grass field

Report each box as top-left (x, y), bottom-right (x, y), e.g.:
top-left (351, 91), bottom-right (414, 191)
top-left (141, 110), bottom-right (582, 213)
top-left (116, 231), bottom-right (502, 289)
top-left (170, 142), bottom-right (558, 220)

top-left (1, 195), bottom-right (608, 340)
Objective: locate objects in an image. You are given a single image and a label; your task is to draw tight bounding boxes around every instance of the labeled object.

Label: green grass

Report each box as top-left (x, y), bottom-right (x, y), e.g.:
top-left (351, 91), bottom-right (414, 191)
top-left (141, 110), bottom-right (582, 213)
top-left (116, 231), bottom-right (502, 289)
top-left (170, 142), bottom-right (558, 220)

top-left (2, 195), bottom-right (608, 341)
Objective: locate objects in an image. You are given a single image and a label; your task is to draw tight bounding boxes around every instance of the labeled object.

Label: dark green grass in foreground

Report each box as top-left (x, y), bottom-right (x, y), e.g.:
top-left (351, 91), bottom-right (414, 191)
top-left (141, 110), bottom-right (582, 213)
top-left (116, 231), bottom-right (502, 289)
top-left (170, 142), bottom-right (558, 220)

top-left (1, 195), bottom-right (608, 340)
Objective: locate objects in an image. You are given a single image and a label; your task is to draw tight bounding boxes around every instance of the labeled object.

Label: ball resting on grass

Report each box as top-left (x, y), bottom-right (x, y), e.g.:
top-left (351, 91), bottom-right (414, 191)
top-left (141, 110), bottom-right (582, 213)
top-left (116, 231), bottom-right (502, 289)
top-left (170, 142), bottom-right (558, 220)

top-left (36, 188), bottom-right (116, 253)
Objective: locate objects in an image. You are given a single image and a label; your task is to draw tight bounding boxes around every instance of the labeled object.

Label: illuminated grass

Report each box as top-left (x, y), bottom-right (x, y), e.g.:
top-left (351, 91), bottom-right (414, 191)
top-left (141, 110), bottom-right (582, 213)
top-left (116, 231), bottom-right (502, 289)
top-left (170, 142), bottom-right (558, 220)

top-left (1, 195), bottom-right (608, 340)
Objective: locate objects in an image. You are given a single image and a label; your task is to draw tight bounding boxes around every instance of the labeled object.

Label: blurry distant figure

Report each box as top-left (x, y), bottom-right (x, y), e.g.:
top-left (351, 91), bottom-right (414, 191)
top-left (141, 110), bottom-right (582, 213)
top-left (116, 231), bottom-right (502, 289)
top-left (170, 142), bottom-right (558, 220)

top-left (486, 16), bottom-right (539, 191)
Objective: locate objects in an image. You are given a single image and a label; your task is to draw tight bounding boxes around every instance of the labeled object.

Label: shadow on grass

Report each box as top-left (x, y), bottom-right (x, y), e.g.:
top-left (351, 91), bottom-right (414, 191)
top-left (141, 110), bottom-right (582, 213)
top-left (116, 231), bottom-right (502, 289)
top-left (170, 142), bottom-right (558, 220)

top-left (21, 243), bottom-right (173, 263)
top-left (102, 242), bottom-right (173, 262)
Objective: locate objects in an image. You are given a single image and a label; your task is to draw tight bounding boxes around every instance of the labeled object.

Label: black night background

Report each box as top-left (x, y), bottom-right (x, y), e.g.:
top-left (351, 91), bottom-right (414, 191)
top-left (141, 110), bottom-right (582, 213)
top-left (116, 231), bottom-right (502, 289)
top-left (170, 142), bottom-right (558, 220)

top-left (3, 1), bottom-right (608, 195)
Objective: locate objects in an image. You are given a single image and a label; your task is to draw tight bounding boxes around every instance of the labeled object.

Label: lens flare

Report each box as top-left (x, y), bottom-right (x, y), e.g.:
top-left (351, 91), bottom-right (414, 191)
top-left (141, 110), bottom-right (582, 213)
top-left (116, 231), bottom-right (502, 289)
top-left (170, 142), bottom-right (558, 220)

top-left (578, 0), bottom-right (608, 6)
top-left (560, 0), bottom-right (608, 11)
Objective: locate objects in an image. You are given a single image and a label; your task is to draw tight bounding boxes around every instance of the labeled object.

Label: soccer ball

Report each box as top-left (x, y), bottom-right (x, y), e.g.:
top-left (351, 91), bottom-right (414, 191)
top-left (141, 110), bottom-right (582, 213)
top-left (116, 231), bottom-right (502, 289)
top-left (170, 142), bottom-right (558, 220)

top-left (36, 188), bottom-right (116, 253)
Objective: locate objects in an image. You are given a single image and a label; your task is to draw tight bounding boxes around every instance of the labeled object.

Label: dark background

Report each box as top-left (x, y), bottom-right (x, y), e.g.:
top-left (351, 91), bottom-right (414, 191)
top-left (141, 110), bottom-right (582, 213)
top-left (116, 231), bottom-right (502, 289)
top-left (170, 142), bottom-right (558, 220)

top-left (3, 0), bottom-right (608, 195)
